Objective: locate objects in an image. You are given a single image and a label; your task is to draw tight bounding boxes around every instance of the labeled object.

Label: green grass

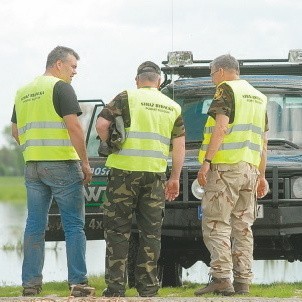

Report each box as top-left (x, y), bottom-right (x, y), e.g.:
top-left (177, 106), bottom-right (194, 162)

top-left (1, 278), bottom-right (302, 298)
top-left (0, 176), bottom-right (26, 204)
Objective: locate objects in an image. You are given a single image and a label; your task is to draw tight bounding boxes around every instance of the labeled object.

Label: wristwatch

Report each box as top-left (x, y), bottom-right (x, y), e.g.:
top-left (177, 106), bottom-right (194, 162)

top-left (204, 158), bottom-right (212, 164)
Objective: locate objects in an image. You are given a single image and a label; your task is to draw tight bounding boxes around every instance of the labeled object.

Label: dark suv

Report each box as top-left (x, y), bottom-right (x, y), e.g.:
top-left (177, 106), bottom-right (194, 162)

top-left (46, 50), bottom-right (302, 287)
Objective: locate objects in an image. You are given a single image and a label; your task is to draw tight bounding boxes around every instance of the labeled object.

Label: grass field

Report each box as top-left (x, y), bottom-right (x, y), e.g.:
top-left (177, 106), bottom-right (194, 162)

top-left (1, 277), bottom-right (302, 298)
top-left (0, 176), bottom-right (26, 203)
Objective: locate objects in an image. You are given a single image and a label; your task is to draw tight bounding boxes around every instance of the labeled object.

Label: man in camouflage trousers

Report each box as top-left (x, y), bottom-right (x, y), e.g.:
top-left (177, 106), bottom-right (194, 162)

top-left (96, 61), bottom-right (185, 297)
top-left (195, 54), bottom-right (268, 296)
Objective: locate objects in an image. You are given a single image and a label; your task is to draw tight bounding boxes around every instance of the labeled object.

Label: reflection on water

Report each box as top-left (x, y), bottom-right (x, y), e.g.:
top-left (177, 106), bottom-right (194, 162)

top-left (1, 240), bottom-right (106, 286)
top-left (183, 259), bottom-right (302, 284)
top-left (0, 202), bottom-right (25, 248)
top-left (1, 202), bottom-right (302, 286)
top-left (0, 202), bottom-right (106, 286)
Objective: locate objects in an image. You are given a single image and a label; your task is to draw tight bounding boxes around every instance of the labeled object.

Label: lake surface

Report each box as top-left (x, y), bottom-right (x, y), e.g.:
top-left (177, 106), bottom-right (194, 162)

top-left (0, 202), bottom-right (105, 286)
top-left (1, 202), bottom-right (302, 286)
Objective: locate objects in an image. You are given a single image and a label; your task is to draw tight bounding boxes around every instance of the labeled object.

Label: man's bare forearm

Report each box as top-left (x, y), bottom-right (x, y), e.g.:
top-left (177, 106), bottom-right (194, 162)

top-left (170, 136), bottom-right (185, 180)
top-left (204, 114), bottom-right (229, 160)
top-left (11, 123), bottom-right (20, 145)
top-left (258, 132), bottom-right (268, 178)
top-left (96, 117), bottom-right (111, 142)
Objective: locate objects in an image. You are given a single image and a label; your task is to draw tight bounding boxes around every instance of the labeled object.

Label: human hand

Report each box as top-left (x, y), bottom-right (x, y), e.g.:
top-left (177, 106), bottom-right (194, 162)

top-left (165, 179), bottom-right (180, 201)
top-left (197, 161), bottom-right (210, 187)
top-left (81, 162), bottom-right (93, 184)
top-left (257, 177), bottom-right (269, 199)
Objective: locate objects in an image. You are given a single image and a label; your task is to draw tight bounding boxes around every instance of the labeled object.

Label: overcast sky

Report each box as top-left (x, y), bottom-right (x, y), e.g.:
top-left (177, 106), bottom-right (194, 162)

top-left (1, 0), bottom-right (302, 145)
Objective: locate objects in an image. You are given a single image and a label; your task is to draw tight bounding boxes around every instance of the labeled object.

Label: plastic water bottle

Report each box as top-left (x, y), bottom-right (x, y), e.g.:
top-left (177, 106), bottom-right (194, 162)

top-left (191, 179), bottom-right (205, 200)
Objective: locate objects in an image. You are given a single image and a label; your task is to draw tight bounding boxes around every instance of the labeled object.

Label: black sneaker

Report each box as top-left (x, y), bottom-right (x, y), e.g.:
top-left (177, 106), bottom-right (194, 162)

top-left (22, 285), bottom-right (42, 296)
top-left (102, 287), bottom-right (125, 297)
top-left (70, 283), bottom-right (95, 297)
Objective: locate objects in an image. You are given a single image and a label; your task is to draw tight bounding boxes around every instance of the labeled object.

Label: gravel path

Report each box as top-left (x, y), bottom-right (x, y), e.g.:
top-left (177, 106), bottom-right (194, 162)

top-left (1, 297), bottom-right (302, 302)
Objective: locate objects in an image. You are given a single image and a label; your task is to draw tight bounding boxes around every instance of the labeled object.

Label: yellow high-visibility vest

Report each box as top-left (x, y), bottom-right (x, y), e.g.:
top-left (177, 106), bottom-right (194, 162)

top-left (199, 80), bottom-right (267, 167)
top-left (15, 76), bottom-right (79, 162)
top-left (106, 87), bottom-right (181, 172)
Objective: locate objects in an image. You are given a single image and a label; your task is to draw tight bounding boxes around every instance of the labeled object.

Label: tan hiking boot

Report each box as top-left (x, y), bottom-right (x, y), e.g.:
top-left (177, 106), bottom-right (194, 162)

top-left (194, 277), bottom-right (235, 296)
top-left (233, 281), bottom-right (250, 294)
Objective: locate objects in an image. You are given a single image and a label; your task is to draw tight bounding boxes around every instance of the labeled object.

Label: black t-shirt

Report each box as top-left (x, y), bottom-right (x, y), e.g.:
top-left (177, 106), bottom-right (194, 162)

top-left (11, 80), bottom-right (81, 123)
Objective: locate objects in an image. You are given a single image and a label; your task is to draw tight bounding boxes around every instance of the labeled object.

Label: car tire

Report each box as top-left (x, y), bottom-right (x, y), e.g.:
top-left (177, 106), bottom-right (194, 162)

top-left (158, 256), bottom-right (183, 287)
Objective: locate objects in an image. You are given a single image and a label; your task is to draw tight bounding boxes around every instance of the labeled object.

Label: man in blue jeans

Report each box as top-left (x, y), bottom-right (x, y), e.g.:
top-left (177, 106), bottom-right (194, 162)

top-left (11, 46), bottom-right (94, 297)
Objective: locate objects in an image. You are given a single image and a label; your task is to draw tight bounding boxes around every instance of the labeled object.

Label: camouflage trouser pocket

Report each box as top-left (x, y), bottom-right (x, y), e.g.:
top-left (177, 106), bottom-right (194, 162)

top-left (107, 167), bottom-right (124, 182)
top-left (202, 170), bottom-right (228, 217)
top-left (204, 169), bottom-right (227, 192)
top-left (204, 169), bottom-right (228, 199)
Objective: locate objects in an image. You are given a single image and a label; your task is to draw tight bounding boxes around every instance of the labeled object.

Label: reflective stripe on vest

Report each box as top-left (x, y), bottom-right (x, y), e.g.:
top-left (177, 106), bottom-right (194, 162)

top-left (117, 149), bottom-right (168, 159)
top-left (127, 131), bottom-right (171, 146)
top-left (18, 121), bottom-right (66, 135)
top-left (15, 76), bottom-right (79, 162)
top-left (204, 123), bottom-right (263, 136)
top-left (21, 139), bottom-right (73, 151)
top-left (105, 88), bottom-right (181, 172)
top-left (119, 130), bottom-right (170, 159)
top-left (200, 140), bottom-right (261, 153)
top-left (199, 80), bottom-right (267, 166)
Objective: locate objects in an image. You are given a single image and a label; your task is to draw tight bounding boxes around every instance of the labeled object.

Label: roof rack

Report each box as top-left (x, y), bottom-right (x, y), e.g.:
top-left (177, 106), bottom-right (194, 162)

top-left (161, 50), bottom-right (302, 78)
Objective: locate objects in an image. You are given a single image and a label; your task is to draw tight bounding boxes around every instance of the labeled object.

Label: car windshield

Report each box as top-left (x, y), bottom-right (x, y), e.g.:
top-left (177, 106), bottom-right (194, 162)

top-left (267, 95), bottom-right (302, 146)
top-left (177, 94), bottom-right (302, 147)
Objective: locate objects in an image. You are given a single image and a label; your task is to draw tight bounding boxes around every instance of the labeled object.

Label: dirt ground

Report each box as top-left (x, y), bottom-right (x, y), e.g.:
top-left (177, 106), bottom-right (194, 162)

top-left (1, 297), bottom-right (302, 302)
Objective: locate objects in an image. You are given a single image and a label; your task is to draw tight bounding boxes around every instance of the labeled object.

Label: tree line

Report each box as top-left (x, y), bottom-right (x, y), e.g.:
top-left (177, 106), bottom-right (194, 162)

top-left (0, 125), bottom-right (24, 176)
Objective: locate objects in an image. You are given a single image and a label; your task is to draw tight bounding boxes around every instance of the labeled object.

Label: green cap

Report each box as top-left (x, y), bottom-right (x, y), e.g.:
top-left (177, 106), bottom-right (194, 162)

top-left (137, 61), bottom-right (161, 75)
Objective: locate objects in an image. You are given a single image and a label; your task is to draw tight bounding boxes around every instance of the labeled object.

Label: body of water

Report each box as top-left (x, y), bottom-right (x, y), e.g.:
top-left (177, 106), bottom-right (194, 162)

top-left (1, 202), bottom-right (302, 286)
top-left (0, 202), bottom-right (105, 286)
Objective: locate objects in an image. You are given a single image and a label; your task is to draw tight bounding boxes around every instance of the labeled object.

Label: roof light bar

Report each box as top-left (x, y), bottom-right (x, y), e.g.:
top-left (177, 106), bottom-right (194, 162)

top-left (167, 51), bottom-right (193, 67)
top-left (288, 49), bottom-right (302, 63)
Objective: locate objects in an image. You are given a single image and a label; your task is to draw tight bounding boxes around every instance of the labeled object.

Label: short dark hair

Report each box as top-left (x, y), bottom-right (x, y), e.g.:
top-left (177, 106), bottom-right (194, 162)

top-left (137, 61), bottom-right (161, 76)
top-left (46, 46), bottom-right (80, 68)
top-left (137, 72), bottom-right (160, 82)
